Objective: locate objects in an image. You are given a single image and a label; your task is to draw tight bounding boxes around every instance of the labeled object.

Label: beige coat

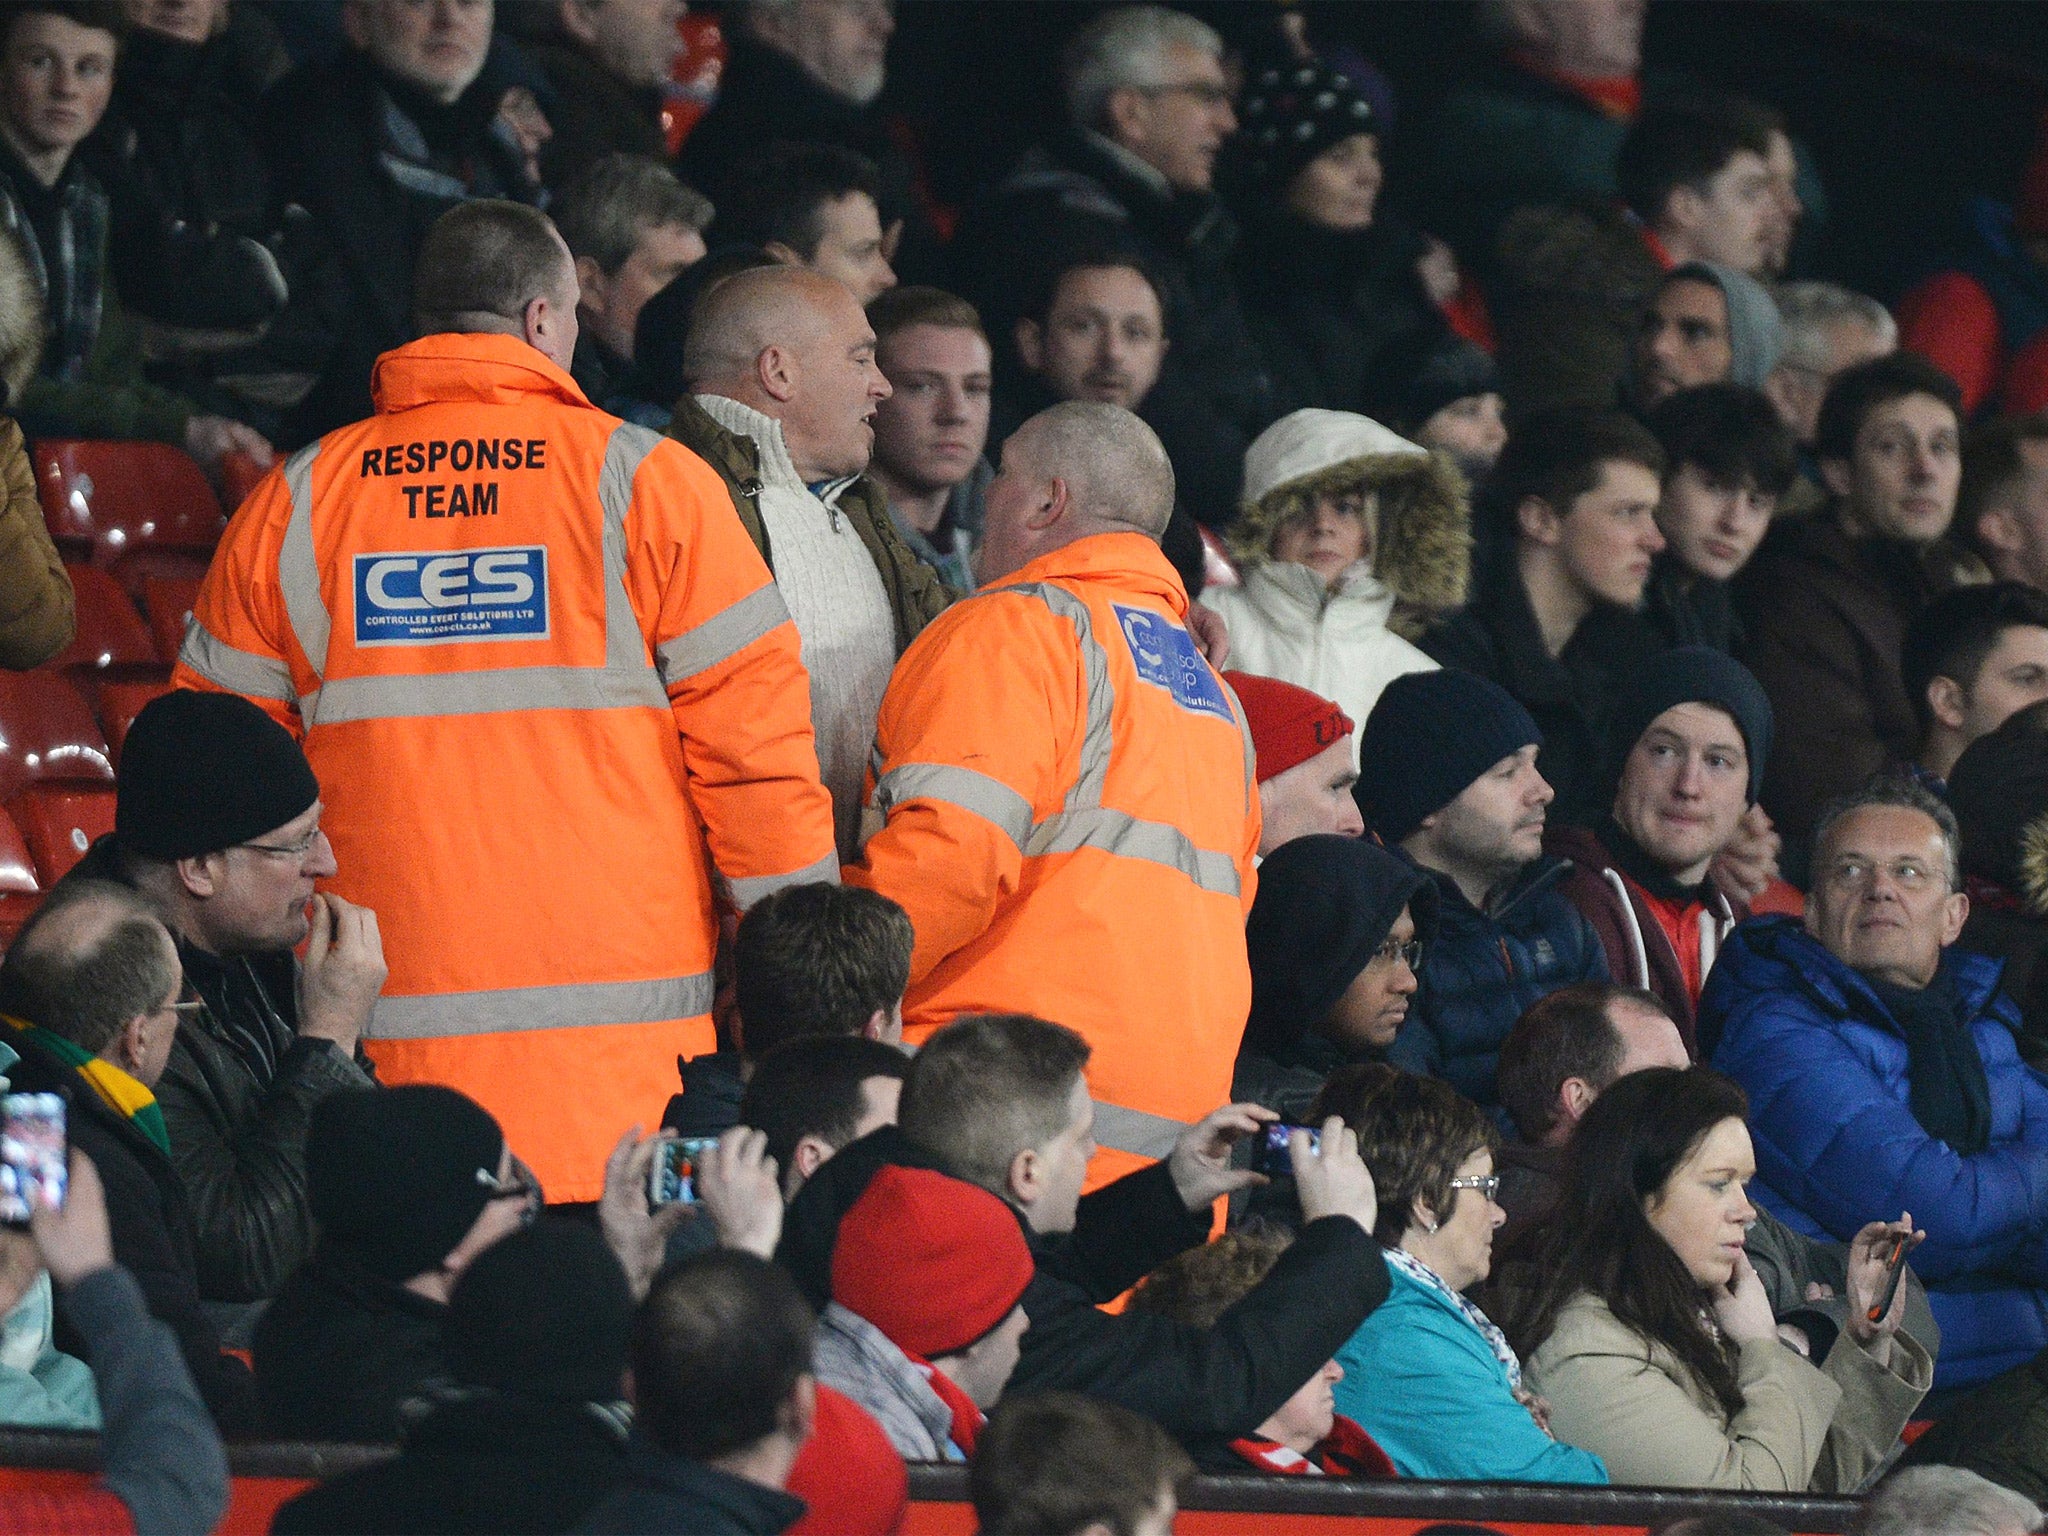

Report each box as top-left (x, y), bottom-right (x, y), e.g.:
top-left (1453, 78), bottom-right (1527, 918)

top-left (0, 418), bottom-right (72, 670)
top-left (1525, 1292), bottom-right (1931, 1492)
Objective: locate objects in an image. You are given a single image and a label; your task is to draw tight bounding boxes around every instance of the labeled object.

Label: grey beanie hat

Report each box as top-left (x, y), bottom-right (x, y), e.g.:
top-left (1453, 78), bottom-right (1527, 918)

top-left (1669, 262), bottom-right (1784, 389)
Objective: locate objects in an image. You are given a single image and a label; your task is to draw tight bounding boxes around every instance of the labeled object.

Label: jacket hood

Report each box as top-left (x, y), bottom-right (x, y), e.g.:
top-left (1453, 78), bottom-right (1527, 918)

top-left (371, 333), bottom-right (589, 414)
top-left (1669, 262), bottom-right (1783, 388)
top-left (1229, 409), bottom-right (1471, 636)
top-left (2022, 815), bottom-right (2048, 917)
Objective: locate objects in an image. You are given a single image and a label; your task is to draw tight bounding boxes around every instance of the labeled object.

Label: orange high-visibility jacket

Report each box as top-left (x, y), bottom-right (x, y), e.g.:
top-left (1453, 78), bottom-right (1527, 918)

top-left (849, 532), bottom-right (1260, 1189)
top-left (173, 335), bottom-right (838, 1199)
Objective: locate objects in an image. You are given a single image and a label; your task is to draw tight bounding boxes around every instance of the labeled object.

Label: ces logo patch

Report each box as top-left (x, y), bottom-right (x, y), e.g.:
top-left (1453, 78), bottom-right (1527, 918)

top-left (354, 546), bottom-right (548, 645)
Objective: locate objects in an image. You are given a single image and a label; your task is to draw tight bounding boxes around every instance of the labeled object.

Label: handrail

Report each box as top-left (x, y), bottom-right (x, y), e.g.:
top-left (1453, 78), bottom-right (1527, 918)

top-left (0, 1432), bottom-right (1862, 1531)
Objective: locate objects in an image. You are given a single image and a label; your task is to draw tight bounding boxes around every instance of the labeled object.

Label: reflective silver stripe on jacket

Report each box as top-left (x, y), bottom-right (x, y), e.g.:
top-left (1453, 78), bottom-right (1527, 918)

top-left (872, 582), bottom-right (1241, 896)
top-left (278, 422), bottom-right (676, 727)
top-left (178, 615), bottom-right (296, 701)
top-left (367, 970), bottom-right (717, 1040)
top-left (654, 583), bottom-right (792, 688)
top-left (725, 850), bottom-right (842, 909)
top-left (1092, 1101), bottom-right (1193, 1160)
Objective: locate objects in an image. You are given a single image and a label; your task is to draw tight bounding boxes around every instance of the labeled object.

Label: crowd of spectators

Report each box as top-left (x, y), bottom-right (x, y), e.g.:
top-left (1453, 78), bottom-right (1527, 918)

top-left (8, 0), bottom-right (2048, 1532)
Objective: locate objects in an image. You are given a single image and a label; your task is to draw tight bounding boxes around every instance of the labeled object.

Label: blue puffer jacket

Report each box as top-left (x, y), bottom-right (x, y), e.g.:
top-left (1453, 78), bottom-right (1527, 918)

top-left (1705, 916), bottom-right (2048, 1388)
top-left (1388, 857), bottom-right (1609, 1108)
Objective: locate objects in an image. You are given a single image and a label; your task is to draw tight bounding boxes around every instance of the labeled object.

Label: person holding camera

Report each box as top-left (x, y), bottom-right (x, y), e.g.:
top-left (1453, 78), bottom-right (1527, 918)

top-left (1312, 1065), bottom-right (1609, 1485)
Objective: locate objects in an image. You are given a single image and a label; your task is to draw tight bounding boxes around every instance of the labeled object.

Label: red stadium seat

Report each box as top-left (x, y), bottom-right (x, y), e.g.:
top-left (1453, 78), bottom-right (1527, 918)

top-left (141, 575), bottom-right (202, 665)
top-left (31, 440), bottom-right (225, 590)
top-left (1199, 525), bottom-right (1240, 591)
top-left (93, 671), bottom-right (175, 768)
top-left (0, 806), bottom-right (41, 946)
top-left (49, 564), bottom-right (157, 674)
top-left (0, 672), bottom-right (115, 804)
top-left (216, 449), bottom-right (270, 517)
top-left (8, 783), bottom-right (114, 886)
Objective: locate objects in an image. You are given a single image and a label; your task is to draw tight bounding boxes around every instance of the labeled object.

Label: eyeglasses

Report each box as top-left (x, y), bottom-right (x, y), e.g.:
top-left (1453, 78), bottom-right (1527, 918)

top-left (236, 826), bottom-right (327, 861)
top-left (1369, 937), bottom-right (1424, 971)
top-left (1819, 856), bottom-right (1945, 894)
top-left (1140, 80), bottom-right (1233, 108)
top-left (1447, 1174), bottom-right (1501, 1202)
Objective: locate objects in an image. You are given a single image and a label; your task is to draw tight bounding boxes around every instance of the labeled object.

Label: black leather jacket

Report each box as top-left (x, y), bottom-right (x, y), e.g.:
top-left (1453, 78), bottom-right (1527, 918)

top-left (70, 836), bottom-right (377, 1303)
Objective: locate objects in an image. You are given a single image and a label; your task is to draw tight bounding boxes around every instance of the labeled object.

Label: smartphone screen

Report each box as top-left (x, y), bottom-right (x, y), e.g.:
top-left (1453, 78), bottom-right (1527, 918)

top-left (0, 1093), bottom-right (66, 1225)
top-left (648, 1137), bottom-right (721, 1207)
top-left (1254, 1123), bottom-right (1319, 1178)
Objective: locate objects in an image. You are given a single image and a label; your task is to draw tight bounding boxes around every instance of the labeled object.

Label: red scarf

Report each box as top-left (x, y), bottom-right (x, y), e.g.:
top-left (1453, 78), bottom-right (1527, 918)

top-left (909, 1355), bottom-right (984, 1457)
top-left (1507, 51), bottom-right (1642, 119)
top-left (1228, 1416), bottom-right (1398, 1479)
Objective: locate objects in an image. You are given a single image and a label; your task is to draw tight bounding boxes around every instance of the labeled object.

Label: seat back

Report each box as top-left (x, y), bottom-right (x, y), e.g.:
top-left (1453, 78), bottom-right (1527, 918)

top-left (141, 575), bottom-right (202, 666)
top-left (50, 565), bottom-right (158, 673)
top-left (0, 673), bottom-right (115, 803)
top-left (0, 806), bottom-right (41, 947)
top-left (31, 440), bottom-right (225, 577)
top-left (9, 783), bottom-right (115, 886)
top-left (93, 671), bottom-right (175, 768)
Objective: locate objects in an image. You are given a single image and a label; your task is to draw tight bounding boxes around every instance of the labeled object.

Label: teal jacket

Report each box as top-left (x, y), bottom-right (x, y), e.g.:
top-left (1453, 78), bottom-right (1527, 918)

top-left (0, 1271), bottom-right (100, 1430)
top-left (1334, 1262), bottom-right (1606, 1485)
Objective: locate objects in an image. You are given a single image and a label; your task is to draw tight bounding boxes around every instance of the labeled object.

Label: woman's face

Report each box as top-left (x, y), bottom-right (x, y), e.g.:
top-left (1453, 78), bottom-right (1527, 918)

top-left (1285, 133), bottom-right (1382, 231)
top-left (1404, 1147), bottom-right (1503, 1292)
top-left (1270, 486), bottom-right (1375, 588)
top-left (1258, 1358), bottom-right (1341, 1454)
top-left (1644, 1117), bottom-right (1758, 1290)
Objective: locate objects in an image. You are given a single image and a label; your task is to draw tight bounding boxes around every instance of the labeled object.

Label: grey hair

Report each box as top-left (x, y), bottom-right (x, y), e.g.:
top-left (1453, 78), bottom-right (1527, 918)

top-left (1062, 6), bottom-right (1222, 132)
top-left (1812, 775), bottom-right (1963, 892)
top-left (1774, 282), bottom-right (1898, 374)
top-left (1851, 1467), bottom-right (2043, 1536)
top-left (1013, 400), bottom-right (1175, 538)
top-left (551, 154), bottom-right (712, 276)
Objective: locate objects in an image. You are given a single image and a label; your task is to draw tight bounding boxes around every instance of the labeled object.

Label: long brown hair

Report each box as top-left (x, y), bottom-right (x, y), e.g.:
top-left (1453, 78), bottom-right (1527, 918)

top-left (1497, 1067), bottom-right (1751, 1421)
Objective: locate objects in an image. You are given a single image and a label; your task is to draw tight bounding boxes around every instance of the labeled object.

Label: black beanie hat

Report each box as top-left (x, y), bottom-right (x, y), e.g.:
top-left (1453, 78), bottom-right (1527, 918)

top-left (1364, 329), bottom-right (1500, 434)
top-left (1355, 670), bottom-right (1543, 845)
top-left (1949, 703), bottom-right (2048, 890)
top-left (308, 1086), bottom-right (507, 1284)
top-left (116, 690), bottom-right (321, 860)
top-left (446, 1219), bottom-right (632, 1401)
top-left (1246, 835), bottom-right (1438, 1052)
top-left (1607, 647), bottom-right (1774, 805)
top-left (1235, 62), bottom-right (1378, 194)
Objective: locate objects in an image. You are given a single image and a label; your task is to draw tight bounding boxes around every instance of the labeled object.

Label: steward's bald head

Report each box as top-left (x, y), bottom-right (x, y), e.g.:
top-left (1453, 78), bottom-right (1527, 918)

top-left (1010, 401), bottom-right (1175, 537)
top-left (683, 265), bottom-right (857, 390)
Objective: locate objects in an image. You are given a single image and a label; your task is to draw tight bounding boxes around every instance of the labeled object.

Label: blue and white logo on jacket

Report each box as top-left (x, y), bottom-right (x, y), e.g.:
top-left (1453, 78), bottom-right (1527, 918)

top-left (354, 546), bottom-right (549, 645)
top-left (1113, 604), bottom-right (1232, 722)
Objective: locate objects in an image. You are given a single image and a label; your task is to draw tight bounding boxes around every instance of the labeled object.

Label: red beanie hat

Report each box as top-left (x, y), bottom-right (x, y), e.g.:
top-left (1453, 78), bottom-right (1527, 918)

top-left (831, 1166), bottom-right (1035, 1360)
top-left (1225, 671), bottom-right (1355, 782)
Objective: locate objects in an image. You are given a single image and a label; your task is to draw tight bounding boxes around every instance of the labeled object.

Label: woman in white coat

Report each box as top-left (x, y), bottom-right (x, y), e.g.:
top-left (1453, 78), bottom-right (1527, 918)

top-left (1210, 409), bottom-right (1472, 760)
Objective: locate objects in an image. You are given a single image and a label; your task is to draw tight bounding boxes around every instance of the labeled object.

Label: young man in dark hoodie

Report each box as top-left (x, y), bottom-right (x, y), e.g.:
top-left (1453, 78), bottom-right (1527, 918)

top-left (1234, 835), bottom-right (1435, 1122)
top-left (1549, 646), bottom-right (1775, 1052)
top-left (776, 1012), bottom-right (1388, 1456)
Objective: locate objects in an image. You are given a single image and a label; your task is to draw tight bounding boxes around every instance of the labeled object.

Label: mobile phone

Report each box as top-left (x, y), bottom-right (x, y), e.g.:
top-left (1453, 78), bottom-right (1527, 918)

top-left (1867, 1233), bottom-right (1911, 1325)
top-left (0, 1093), bottom-right (66, 1227)
top-left (648, 1137), bottom-right (721, 1207)
top-left (1253, 1123), bottom-right (1320, 1178)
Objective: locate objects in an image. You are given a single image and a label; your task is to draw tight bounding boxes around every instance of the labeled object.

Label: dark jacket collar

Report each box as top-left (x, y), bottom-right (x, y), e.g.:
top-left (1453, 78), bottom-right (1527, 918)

top-left (612, 1438), bottom-right (806, 1532)
top-left (1470, 551), bottom-right (1647, 707)
top-left (1417, 850), bottom-right (1572, 925)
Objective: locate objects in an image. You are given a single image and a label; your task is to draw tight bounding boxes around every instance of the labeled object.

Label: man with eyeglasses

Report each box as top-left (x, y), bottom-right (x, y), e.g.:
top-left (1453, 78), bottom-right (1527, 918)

top-left (1705, 777), bottom-right (2048, 1391)
top-left (948, 5), bottom-right (1277, 530)
top-left (1551, 647), bottom-right (1774, 1053)
top-left (0, 879), bottom-right (259, 1432)
top-left (64, 689), bottom-right (385, 1310)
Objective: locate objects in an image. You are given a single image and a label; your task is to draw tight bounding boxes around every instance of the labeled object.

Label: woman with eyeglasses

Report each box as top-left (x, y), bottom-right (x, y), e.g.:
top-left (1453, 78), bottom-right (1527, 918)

top-left (1235, 837), bottom-right (1437, 1125)
top-left (1309, 1063), bottom-right (1608, 1484)
top-left (1501, 1067), bottom-right (1930, 1490)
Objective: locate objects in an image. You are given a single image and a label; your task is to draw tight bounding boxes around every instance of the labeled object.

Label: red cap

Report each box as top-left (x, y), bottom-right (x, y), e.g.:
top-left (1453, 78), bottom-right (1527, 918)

top-left (786, 1385), bottom-right (909, 1536)
top-left (831, 1166), bottom-right (1035, 1360)
top-left (1225, 672), bottom-right (1355, 782)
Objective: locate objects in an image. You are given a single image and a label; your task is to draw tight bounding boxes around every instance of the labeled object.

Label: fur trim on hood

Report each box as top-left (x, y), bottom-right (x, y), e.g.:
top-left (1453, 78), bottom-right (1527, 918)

top-left (2021, 813), bottom-right (2048, 918)
top-left (1230, 409), bottom-right (1473, 637)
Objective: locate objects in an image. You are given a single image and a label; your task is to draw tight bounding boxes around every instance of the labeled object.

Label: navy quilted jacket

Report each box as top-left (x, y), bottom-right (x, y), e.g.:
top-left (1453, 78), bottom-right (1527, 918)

top-left (1706, 915), bottom-right (2048, 1389)
top-left (1388, 856), bottom-right (1608, 1109)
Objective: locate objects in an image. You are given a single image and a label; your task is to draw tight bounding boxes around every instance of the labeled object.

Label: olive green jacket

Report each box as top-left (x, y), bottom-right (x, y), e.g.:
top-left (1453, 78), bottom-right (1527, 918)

top-left (665, 395), bottom-right (953, 655)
